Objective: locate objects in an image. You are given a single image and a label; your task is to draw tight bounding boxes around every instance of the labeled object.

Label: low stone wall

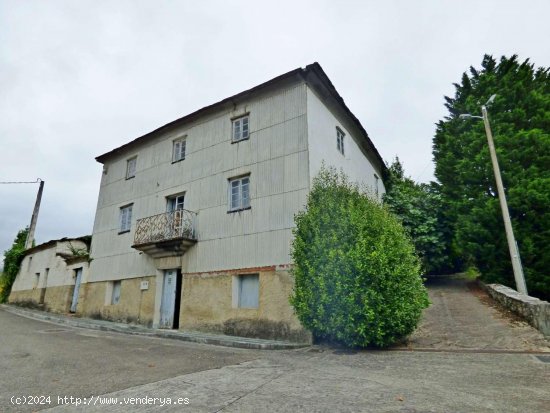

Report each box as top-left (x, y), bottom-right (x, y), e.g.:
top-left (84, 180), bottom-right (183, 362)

top-left (482, 283), bottom-right (550, 336)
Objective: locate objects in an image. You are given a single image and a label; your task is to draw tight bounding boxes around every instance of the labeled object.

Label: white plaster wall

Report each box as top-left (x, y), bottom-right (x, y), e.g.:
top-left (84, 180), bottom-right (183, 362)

top-left (306, 86), bottom-right (386, 197)
top-left (11, 240), bottom-right (89, 291)
top-left (90, 82), bottom-right (309, 281)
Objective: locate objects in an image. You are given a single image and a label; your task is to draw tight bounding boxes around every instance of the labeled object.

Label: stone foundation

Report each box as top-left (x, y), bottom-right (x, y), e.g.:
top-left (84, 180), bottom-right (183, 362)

top-left (8, 285), bottom-right (75, 313)
top-left (78, 276), bottom-right (156, 327)
top-left (180, 269), bottom-right (311, 343)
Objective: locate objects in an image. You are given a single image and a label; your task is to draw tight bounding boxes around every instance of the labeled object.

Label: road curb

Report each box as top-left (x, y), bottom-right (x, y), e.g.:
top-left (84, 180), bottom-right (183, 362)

top-left (0, 304), bottom-right (309, 350)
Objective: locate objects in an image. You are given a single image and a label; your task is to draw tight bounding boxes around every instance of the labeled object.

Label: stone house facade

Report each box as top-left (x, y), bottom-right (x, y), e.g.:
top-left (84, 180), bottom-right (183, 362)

top-left (67, 63), bottom-right (387, 342)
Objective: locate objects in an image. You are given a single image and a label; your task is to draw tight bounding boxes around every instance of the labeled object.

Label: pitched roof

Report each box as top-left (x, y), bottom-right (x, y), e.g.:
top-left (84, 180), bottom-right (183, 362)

top-left (95, 63), bottom-right (387, 175)
top-left (22, 236), bottom-right (91, 257)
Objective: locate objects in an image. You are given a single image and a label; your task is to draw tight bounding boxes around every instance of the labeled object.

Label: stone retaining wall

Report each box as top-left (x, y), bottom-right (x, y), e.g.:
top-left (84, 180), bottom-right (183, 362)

top-left (481, 283), bottom-right (550, 336)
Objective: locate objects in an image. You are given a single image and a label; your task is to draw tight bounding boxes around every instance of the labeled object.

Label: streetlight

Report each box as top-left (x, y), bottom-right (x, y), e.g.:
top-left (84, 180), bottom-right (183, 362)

top-left (459, 95), bottom-right (528, 295)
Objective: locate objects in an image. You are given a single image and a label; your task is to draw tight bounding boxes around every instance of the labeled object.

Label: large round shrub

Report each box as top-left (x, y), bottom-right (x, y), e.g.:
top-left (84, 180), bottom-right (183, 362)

top-left (290, 167), bottom-right (429, 347)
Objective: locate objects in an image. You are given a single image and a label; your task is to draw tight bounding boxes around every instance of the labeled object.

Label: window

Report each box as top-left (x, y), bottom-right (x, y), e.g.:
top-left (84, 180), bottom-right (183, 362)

top-left (172, 138), bottom-right (186, 162)
top-left (111, 281), bottom-right (121, 305)
top-left (232, 115), bottom-right (249, 142)
top-left (119, 204), bottom-right (133, 233)
top-left (167, 194), bottom-right (185, 212)
top-left (34, 273), bottom-right (40, 289)
top-left (336, 128), bottom-right (345, 155)
top-left (234, 274), bottom-right (259, 308)
top-left (374, 174), bottom-right (380, 198)
top-left (126, 157), bottom-right (137, 179)
top-left (228, 175), bottom-right (250, 211)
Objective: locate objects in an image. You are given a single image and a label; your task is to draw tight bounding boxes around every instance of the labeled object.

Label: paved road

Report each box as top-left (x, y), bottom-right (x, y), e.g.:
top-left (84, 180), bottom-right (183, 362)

top-left (405, 276), bottom-right (550, 352)
top-left (2, 276), bottom-right (549, 412)
top-left (0, 311), bottom-right (258, 412)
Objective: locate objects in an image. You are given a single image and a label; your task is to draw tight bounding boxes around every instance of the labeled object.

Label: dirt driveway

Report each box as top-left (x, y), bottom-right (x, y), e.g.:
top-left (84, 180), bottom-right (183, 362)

top-left (403, 275), bottom-right (550, 352)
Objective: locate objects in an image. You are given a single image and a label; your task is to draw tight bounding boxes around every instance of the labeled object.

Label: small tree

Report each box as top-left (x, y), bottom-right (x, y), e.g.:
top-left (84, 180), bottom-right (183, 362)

top-left (0, 228), bottom-right (29, 303)
top-left (291, 167), bottom-right (429, 348)
top-left (383, 157), bottom-right (456, 274)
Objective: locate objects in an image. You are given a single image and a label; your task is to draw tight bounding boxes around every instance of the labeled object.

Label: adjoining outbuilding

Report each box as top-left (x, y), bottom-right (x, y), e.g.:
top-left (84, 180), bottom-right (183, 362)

top-left (8, 237), bottom-right (91, 313)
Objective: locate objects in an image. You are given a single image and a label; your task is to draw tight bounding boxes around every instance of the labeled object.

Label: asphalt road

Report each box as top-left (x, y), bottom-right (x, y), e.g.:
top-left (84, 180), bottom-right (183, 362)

top-left (2, 276), bottom-right (549, 412)
top-left (0, 310), bottom-right (258, 412)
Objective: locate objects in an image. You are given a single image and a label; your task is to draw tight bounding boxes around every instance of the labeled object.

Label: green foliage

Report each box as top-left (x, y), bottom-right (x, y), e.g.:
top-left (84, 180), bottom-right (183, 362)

top-left (433, 54), bottom-right (550, 299)
top-left (383, 157), bottom-right (455, 274)
top-left (290, 166), bottom-right (429, 348)
top-left (0, 228), bottom-right (29, 303)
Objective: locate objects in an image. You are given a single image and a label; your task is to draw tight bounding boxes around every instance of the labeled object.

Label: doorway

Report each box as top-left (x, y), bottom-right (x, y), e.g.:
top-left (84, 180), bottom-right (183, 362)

top-left (70, 268), bottom-right (82, 313)
top-left (159, 269), bottom-right (182, 329)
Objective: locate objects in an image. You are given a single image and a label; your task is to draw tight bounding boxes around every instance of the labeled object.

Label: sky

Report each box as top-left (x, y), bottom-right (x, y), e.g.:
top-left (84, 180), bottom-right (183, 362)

top-left (1, 0), bottom-right (548, 261)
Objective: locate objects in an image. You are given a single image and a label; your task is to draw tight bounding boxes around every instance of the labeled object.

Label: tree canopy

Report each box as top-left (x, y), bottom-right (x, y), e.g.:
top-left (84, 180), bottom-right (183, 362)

top-left (0, 227), bottom-right (29, 303)
top-left (383, 157), bottom-right (454, 275)
top-left (433, 55), bottom-right (550, 299)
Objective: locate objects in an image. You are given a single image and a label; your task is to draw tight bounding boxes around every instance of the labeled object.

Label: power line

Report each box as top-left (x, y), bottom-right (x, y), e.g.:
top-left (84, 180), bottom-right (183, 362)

top-left (0, 178), bottom-right (42, 185)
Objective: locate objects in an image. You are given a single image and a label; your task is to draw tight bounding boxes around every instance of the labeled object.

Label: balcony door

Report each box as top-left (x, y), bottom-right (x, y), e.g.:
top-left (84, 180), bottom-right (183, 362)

top-left (167, 194), bottom-right (185, 238)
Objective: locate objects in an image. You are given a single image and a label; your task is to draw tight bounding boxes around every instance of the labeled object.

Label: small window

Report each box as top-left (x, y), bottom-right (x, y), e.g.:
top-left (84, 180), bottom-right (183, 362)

top-left (34, 273), bottom-right (40, 289)
top-left (235, 274), bottom-right (259, 308)
top-left (374, 174), bottom-right (380, 198)
top-left (172, 138), bottom-right (186, 162)
top-left (119, 204), bottom-right (133, 233)
top-left (111, 281), bottom-right (121, 305)
top-left (232, 115), bottom-right (249, 142)
top-left (336, 128), bottom-right (345, 156)
top-left (228, 175), bottom-right (250, 211)
top-left (167, 194), bottom-right (185, 212)
top-left (126, 157), bottom-right (137, 179)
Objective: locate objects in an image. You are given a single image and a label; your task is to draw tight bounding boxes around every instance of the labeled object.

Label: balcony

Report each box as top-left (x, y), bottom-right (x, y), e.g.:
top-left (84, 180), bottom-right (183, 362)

top-left (132, 210), bottom-right (198, 258)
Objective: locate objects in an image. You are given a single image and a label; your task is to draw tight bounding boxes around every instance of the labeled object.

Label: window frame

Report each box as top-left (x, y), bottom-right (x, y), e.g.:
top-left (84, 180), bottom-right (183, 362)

top-left (126, 156), bottom-right (137, 179)
top-left (172, 137), bottom-right (186, 163)
top-left (111, 281), bottom-right (121, 305)
top-left (119, 204), bottom-right (133, 234)
top-left (233, 274), bottom-right (259, 309)
top-left (374, 174), bottom-right (380, 199)
top-left (336, 127), bottom-right (345, 156)
top-left (231, 115), bottom-right (250, 143)
top-left (227, 175), bottom-right (251, 212)
top-left (166, 193), bottom-right (185, 212)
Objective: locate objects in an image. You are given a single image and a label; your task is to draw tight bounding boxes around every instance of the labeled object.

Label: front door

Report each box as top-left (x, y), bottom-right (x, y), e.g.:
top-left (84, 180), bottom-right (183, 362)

top-left (160, 269), bottom-right (182, 328)
top-left (70, 268), bottom-right (82, 313)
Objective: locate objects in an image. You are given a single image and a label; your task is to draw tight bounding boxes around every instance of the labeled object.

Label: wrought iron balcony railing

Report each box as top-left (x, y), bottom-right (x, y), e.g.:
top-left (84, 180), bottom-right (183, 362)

top-left (134, 209), bottom-right (197, 246)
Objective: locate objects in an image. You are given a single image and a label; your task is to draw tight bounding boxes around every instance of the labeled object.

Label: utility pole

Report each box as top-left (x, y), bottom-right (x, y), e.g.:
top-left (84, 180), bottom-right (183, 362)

top-left (459, 98), bottom-right (528, 295)
top-left (480, 106), bottom-right (528, 295)
top-left (25, 179), bottom-right (44, 249)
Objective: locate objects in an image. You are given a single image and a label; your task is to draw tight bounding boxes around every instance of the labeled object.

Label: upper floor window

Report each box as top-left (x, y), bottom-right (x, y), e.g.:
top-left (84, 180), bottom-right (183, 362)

top-left (119, 204), bottom-right (133, 233)
top-left (167, 194), bottom-right (185, 212)
top-left (232, 115), bottom-right (249, 142)
top-left (374, 174), bottom-right (380, 198)
top-left (172, 138), bottom-right (186, 163)
top-left (126, 157), bottom-right (137, 179)
top-left (228, 175), bottom-right (250, 211)
top-left (336, 128), bottom-right (345, 156)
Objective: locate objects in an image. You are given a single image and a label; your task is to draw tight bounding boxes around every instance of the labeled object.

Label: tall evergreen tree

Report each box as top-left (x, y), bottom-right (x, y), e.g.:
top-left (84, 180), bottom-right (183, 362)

top-left (433, 55), bottom-right (550, 299)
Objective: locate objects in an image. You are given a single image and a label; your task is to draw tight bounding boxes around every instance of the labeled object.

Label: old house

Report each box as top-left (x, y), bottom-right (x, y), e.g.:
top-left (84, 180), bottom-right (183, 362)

top-left (76, 63), bottom-right (386, 342)
top-left (8, 237), bottom-right (90, 313)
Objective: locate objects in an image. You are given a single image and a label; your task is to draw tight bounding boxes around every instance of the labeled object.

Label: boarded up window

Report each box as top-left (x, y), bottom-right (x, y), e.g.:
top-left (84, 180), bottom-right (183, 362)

top-left (237, 274), bottom-right (259, 308)
top-left (112, 281), bottom-right (121, 305)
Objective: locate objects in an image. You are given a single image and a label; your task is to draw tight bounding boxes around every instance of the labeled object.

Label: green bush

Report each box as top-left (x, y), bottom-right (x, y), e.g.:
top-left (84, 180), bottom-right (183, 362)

top-left (290, 167), bottom-right (429, 347)
top-left (0, 228), bottom-right (29, 303)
